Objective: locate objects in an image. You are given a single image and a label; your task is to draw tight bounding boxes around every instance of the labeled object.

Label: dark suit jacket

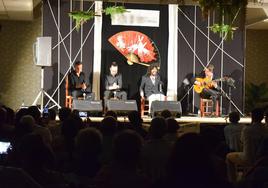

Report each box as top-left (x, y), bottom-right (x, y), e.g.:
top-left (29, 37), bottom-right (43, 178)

top-left (140, 74), bottom-right (163, 98)
top-left (105, 73), bottom-right (123, 90)
top-left (68, 71), bottom-right (91, 93)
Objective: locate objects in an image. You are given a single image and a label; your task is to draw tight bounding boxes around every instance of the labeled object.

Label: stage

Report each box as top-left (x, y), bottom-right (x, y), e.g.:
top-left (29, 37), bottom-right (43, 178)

top-left (88, 115), bottom-right (252, 124)
top-left (85, 115), bottom-right (252, 134)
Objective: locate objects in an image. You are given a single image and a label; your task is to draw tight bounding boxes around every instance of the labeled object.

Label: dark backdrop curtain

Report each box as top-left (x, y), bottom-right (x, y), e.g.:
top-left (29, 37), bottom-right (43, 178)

top-left (101, 3), bottom-right (168, 105)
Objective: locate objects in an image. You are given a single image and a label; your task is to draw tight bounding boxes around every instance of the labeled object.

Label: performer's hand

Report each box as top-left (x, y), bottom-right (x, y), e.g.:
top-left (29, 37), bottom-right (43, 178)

top-left (195, 81), bottom-right (201, 86)
top-left (82, 83), bottom-right (87, 90)
top-left (112, 83), bottom-right (117, 89)
top-left (112, 83), bottom-right (119, 89)
top-left (212, 81), bottom-right (217, 88)
top-left (140, 92), bottom-right (144, 99)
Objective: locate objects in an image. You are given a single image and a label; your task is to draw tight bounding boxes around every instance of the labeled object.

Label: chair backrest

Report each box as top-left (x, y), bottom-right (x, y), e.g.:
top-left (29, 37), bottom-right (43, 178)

top-left (65, 74), bottom-right (73, 108)
top-left (65, 75), bottom-right (70, 97)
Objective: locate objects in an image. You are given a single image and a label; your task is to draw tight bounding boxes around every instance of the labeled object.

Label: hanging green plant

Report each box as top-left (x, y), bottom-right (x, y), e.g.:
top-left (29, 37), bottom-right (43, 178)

top-left (68, 11), bottom-right (95, 30)
top-left (192, 0), bottom-right (247, 40)
top-left (103, 6), bottom-right (127, 17)
top-left (209, 23), bottom-right (237, 40)
top-left (69, 6), bottom-right (127, 31)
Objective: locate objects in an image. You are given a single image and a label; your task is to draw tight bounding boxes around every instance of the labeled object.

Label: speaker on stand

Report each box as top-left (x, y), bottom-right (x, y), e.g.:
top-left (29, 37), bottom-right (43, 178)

top-left (32, 37), bottom-right (61, 112)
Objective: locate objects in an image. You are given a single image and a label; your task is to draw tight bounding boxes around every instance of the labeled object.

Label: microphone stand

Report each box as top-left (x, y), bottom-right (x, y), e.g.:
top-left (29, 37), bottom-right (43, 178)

top-left (218, 81), bottom-right (243, 116)
top-left (227, 86), bottom-right (232, 114)
top-left (186, 85), bottom-right (190, 114)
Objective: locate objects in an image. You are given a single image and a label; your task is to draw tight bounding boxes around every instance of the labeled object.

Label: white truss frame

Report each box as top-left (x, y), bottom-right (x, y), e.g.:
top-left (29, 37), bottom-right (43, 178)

top-left (44, 0), bottom-right (95, 108)
top-left (177, 6), bottom-right (244, 116)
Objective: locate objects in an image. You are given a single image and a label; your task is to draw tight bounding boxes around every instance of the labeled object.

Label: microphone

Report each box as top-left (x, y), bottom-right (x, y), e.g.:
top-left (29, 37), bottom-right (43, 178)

top-left (159, 81), bottom-right (163, 93)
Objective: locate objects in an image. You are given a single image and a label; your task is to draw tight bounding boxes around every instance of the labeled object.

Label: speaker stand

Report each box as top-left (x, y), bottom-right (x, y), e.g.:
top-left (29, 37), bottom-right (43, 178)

top-left (32, 67), bottom-right (61, 112)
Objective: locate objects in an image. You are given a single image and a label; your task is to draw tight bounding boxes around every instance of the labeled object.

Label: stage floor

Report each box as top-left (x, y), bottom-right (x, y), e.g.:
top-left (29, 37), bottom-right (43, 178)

top-left (87, 115), bottom-right (252, 134)
top-left (89, 115), bottom-right (252, 124)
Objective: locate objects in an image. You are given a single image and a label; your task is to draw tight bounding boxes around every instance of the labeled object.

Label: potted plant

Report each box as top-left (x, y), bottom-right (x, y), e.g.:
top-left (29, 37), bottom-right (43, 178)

top-left (245, 82), bottom-right (268, 113)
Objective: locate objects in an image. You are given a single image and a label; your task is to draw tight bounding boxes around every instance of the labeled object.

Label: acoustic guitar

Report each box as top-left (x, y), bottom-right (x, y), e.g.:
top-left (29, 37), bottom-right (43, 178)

top-left (194, 77), bottom-right (226, 93)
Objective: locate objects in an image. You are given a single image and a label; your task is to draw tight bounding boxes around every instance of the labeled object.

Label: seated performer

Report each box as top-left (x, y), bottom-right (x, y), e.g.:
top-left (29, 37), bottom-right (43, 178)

top-left (140, 65), bottom-right (166, 114)
top-left (68, 61), bottom-right (95, 100)
top-left (104, 62), bottom-right (127, 103)
top-left (194, 64), bottom-right (221, 115)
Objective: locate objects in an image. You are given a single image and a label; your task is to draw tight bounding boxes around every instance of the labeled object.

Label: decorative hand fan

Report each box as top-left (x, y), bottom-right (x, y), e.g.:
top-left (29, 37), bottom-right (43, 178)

top-left (108, 31), bottom-right (159, 66)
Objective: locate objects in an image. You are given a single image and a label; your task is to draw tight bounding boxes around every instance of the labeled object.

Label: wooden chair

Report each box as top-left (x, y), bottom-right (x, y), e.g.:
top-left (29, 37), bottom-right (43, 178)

top-left (65, 75), bottom-right (72, 108)
top-left (200, 98), bottom-right (220, 117)
top-left (141, 96), bottom-right (168, 117)
top-left (141, 98), bottom-right (149, 117)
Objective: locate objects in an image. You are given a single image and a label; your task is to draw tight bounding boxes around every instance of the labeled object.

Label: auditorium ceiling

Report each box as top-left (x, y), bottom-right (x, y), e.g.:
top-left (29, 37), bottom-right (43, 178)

top-left (0, 0), bottom-right (268, 29)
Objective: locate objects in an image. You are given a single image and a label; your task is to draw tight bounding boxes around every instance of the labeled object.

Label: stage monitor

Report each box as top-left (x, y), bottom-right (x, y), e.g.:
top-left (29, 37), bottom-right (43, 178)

top-left (34, 37), bottom-right (52, 67)
top-left (72, 99), bottom-right (103, 112)
top-left (151, 101), bottom-right (182, 118)
top-left (107, 100), bottom-right (138, 113)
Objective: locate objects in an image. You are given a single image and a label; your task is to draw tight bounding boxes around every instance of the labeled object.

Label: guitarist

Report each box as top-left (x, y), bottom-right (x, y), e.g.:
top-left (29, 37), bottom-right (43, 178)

top-left (194, 64), bottom-right (221, 115)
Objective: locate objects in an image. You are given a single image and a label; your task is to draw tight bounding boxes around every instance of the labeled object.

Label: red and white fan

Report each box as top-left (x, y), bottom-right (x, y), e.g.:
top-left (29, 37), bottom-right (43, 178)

top-left (108, 31), bottom-right (159, 66)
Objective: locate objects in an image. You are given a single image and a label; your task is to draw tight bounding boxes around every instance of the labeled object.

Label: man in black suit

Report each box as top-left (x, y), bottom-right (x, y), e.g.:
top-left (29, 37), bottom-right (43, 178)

top-left (140, 65), bottom-right (166, 114)
top-left (104, 62), bottom-right (127, 104)
top-left (68, 61), bottom-right (95, 100)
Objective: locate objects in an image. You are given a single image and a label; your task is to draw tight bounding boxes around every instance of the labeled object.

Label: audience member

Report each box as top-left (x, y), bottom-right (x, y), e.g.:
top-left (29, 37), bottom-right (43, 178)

top-left (15, 115), bottom-right (35, 138)
top-left (48, 109), bottom-right (57, 123)
top-left (201, 127), bottom-right (229, 181)
top-left (52, 115), bottom-right (83, 173)
top-left (226, 108), bottom-right (268, 183)
top-left (164, 117), bottom-right (180, 144)
top-left (95, 130), bottom-right (149, 188)
top-left (160, 109), bottom-right (172, 119)
top-left (99, 116), bottom-right (118, 165)
top-left (0, 107), bottom-right (14, 141)
top-left (58, 107), bottom-right (72, 122)
top-left (74, 127), bottom-right (103, 177)
top-left (0, 165), bottom-right (42, 188)
top-left (2, 106), bottom-right (15, 125)
top-left (13, 115), bottom-right (35, 156)
top-left (240, 137), bottom-right (268, 188)
top-left (164, 133), bottom-right (231, 188)
top-left (105, 110), bottom-right (118, 120)
top-left (128, 110), bottom-right (148, 139)
top-left (224, 111), bottom-right (243, 152)
top-left (47, 108), bottom-right (60, 140)
top-left (18, 133), bottom-right (67, 187)
top-left (14, 108), bottom-right (28, 127)
top-left (141, 117), bottom-right (171, 183)
top-left (27, 106), bottom-right (52, 146)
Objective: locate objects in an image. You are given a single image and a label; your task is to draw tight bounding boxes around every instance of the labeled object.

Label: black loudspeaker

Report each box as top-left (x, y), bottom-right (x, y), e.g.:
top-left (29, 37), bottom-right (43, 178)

top-left (107, 100), bottom-right (138, 113)
top-left (72, 100), bottom-right (103, 112)
top-left (151, 101), bottom-right (182, 117)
